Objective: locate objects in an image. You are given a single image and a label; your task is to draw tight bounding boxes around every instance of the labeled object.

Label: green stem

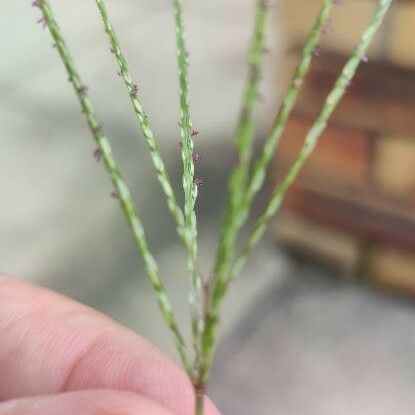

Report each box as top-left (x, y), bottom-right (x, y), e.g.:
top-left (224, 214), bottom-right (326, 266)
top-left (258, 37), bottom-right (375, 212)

top-left (201, 0), bottom-right (393, 388)
top-left (171, 0), bottom-right (202, 378)
top-left (95, 0), bottom-right (186, 246)
top-left (35, 0), bottom-right (192, 376)
top-left (244, 0), bottom-right (334, 215)
top-left (194, 384), bottom-right (205, 415)
top-left (233, 0), bottom-right (269, 196)
top-left (209, 0), bottom-right (333, 317)
top-left (201, 0), bottom-right (270, 385)
top-left (231, 0), bottom-right (395, 280)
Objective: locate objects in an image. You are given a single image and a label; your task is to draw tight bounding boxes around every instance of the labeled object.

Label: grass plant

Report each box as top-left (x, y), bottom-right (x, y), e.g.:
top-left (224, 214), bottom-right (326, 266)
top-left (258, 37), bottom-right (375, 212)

top-left (32, 0), bottom-right (394, 413)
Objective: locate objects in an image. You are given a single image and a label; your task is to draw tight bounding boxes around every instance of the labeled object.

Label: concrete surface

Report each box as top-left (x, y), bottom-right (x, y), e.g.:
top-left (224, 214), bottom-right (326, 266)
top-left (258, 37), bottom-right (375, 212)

top-left (211, 264), bottom-right (415, 415)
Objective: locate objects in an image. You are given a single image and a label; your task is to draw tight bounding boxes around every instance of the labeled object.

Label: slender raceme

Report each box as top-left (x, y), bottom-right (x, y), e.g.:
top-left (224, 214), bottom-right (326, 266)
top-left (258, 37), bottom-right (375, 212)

top-left (244, 0), bottom-right (334, 221)
top-left (201, 0), bottom-right (394, 390)
top-left (96, 0), bottom-right (204, 383)
top-left (211, 0), bottom-right (270, 296)
top-left (202, 1), bottom-right (271, 385)
top-left (95, 0), bottom-right (186, 245)
top-left (230, 0), bottom-right (270, 200)
top-left (171, 0), bottom-right (203, 386)
top-left (34, 0), bottom-right (192, 376)
top-left (231, 0), bottom-right (395, 279)
top-left (32, 0), bottom-right (395, 414)
top-left (210, 0), bottom-right (333, 324)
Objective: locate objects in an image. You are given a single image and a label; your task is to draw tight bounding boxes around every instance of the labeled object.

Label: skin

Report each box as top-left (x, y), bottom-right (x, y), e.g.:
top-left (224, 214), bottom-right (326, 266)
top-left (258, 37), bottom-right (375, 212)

top-left (0, 276), bottom-right (221, 415)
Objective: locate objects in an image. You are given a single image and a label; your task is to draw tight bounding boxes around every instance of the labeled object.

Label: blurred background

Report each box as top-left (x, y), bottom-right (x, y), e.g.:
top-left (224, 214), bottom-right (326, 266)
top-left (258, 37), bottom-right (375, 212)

top-left (1, 0), bottom-right (415, 414)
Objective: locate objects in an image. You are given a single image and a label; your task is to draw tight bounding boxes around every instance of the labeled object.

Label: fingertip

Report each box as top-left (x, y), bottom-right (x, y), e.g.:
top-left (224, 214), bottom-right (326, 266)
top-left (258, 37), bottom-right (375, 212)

top-left (0, 275), bottom-right (223, 414)
top-left (0, 390), bottom-right (174, 415)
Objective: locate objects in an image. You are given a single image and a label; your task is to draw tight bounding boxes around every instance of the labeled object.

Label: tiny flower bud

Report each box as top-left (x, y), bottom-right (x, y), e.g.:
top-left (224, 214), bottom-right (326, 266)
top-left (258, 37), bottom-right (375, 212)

top-left (312, 47), bottom-right (321, 58)
top-left (93, 148), bottom-right (102, 161)
top-left (130, 84), bottom-right (139, 99)
top-left (321, 20), bottom-right (333, 35)
top-left (92, 124), bottom-right (103, 134)
top-left (37, 16), bottom-right (47, 28)
top-left (257, 93), bottom-right (265, 103)
top-left (259, 0), bottom-right (269, 10)
top-left (77, 84), bottom-right (88, 95)
top-left (294, 78), bottom-right (303, 88)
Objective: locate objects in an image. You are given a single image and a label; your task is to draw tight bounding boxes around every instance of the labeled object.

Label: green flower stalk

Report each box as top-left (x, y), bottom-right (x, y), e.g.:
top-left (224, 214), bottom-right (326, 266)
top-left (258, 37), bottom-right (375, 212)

top-left (245, 0), bottom-right (334, 219)
top-left (198, 2), bottom-right (335, 358)
top-left (200, 0), bottom-right (394, 392)
top-left (171, 0), bottom-right (204, 389)
top-left (31, 0), bottom-right (395, 413)
top-left (203, 1), bottom-right (271, 384)
top-left (231, 0), bottom-right (394, 280)
top-left (211, 0), bottom-right (334, 326)
top-left (34, 0), bottom-right (192, 376)
top-left (231, 0), bottom-right (270, 198)
top-left (94, 0), bottom-right (186, 245)
top-left (95, 0), bottom-right (204, 384)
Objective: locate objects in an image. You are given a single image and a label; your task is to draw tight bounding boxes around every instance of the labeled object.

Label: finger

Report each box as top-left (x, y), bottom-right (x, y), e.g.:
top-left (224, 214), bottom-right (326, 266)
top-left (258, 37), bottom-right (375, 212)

top-left (0, 276), bottom-right (220, 415)
top-left (0, 389), bottom-right (173, 415)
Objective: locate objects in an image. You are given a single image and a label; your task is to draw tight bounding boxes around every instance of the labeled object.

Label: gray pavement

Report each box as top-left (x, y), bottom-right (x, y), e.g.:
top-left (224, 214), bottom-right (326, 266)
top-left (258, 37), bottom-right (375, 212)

top-left (211, 264), bottom-right (415, 414)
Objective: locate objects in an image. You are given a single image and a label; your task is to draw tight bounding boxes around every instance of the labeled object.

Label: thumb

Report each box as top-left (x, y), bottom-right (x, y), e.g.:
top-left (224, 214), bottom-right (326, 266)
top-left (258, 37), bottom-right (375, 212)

top-left (0, 389), bottom-right (173, 415)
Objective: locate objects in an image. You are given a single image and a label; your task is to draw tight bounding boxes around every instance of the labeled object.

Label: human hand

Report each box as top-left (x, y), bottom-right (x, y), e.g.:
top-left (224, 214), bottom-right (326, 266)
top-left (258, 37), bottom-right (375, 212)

top-left (0, 276), bottom-right (221, 415)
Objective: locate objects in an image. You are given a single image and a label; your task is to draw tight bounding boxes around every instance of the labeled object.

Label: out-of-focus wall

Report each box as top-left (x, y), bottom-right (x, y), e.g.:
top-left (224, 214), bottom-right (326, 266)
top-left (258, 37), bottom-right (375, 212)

top-left (281, 0), bottom-right (415, 68)
top-left (274, 0), bottom-right (415, 296)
